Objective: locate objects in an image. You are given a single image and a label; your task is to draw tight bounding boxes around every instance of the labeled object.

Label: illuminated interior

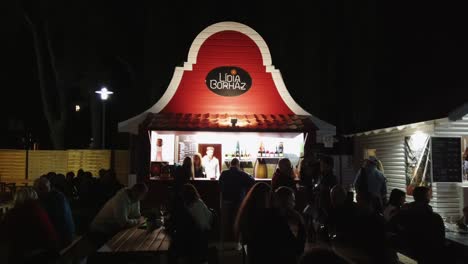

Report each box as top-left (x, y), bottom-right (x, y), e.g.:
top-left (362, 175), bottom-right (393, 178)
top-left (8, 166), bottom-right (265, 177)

top-left (150, 131), bottom-right (304, 178)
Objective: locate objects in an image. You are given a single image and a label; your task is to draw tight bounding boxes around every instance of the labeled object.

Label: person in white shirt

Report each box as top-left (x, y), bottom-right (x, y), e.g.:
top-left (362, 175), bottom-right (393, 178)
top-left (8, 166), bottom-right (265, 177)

top-left (91, 183), bottom-right (148, 235)
top-left (202, 146), bottom-right (220, 179)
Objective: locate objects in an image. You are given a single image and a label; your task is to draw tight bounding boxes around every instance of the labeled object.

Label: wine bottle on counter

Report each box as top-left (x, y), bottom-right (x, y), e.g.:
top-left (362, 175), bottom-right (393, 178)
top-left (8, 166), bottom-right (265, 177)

top-left (275, 146), bottom-right (279, 157)
top-left (279, 142), bottom-right (284, 157)
top-left (259, 141), bottom-right (265, 157)
top-left (156, 138), bottom-right (163, 161)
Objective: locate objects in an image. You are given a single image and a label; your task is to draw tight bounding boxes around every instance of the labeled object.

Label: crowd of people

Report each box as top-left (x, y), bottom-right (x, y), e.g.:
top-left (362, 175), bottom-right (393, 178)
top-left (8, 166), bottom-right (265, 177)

top-left (0, 168), bottom-right (125, 263)
top-left (0, 152), bottom-right (465, 263)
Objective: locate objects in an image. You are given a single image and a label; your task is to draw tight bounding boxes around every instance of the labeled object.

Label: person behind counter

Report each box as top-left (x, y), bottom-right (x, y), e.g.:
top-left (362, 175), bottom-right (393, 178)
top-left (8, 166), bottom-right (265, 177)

top-left (192, 153), bottom-right (206, 178)
top-left (202, 146), bottom-right (220, 179)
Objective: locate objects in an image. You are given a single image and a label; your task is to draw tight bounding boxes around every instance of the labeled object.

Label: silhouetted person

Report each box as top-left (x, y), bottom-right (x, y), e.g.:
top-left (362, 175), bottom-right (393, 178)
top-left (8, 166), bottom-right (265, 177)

top-left (50, 173), bottom-right (67, 195)
top-left (34, 177), bottom-right (75, 249)
top-left (299, 156), bottom-right (320, 202)
top-left (192, 153), bottom-right (206, 178)
top-left (174, 156), bottom-right (193, 190)
top-left (64, 171), bottom-right (78, 201)
top-left (327, 185), bottom-right (357, 244)
top-left (384, 188), bottom-right (406, 223)
top-left (98, 168), bottom-right (107, 180)
top-left (354, 157), bottom-right (387, 208)
top-left (234, 183), bottom-right (272, 264)
top-left (313, 156), bottom-right (337, 228)
top-left (219, 158), bottom-right (255, 241)
top-left (219, 158), bottom-right (255, 206)
top-left (353, 190), bottom-right (387, 263)
top-left (271, 186), bottom-right (307, 263)
top-left (272, 158), bottom-right (296, 191)
top-left (0, 188), bottom-right (58, 263)
top-left (235, 183), bottom-right (307, 264)
top-left (395, 186), bottom-right (445, 263)
top-left (170, 184), bottom-right (213, 263)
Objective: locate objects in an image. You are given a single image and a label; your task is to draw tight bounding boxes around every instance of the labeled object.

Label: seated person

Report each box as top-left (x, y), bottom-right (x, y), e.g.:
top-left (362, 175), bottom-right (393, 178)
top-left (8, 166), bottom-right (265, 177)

top-left (272, 186), bottom-right (306, 263)
top-left (327, 185), bottom-right (357, 243)
top-left (1, 188), bottom-right (59, 263)
top-left (353, 190), bottom-right (388, 263)
top-left (34, 177), bottom-right (75, 249)
top-left (170, 184), bottom-right (212, 263)
top-left (394, 186), bottom-right (445, 263)
top-left (383, 188), bottom-right (406, 223)
top-left (91, 183), bottom-right (148, 236)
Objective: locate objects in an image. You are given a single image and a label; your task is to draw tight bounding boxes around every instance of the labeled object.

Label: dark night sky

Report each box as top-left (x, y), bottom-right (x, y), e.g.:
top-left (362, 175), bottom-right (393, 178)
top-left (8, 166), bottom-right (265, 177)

top-left (1, 1), bottom-right (468, 149)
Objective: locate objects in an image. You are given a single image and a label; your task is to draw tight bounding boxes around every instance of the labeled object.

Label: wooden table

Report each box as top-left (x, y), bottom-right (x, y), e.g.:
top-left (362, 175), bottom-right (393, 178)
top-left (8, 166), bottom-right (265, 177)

top-left (97, 225), bottom-right (170, 263)
top-left (445, 224), bottom-right (468, 262)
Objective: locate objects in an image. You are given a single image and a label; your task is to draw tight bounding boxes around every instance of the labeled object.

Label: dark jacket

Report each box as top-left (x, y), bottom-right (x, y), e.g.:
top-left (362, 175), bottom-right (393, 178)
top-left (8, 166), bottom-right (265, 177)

top-left (39, 190), bottom-right (75, 248)
top-left (219, 167), bottom-right (255, 204)
top-left (395, 202), bottom-right (445, 263)
top-left (244, 208), bottom-right (306, 264)
top-left (194, 166), bottom-right (205, 178)
top-left (271, 169), bottom-right (295, 191)
top-left (174, 165), bottom-right (192, 190)
top-left (315, 172), bottom-right (337, 216)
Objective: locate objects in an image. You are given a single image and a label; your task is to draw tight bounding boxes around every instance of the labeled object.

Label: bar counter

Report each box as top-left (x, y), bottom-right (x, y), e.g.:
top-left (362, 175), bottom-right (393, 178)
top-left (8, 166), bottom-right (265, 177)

top-left (142, 177), bottom-right (307, 215)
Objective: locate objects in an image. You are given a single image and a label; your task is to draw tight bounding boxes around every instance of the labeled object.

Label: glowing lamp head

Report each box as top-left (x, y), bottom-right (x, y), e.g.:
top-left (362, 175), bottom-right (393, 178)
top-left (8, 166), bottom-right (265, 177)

top-left (95, 87), bottom-right (113, 101)
top-left (230, 118), bottom-right (238, 127)
top-left (411, 131), bottom-right (428, 149)
top-left (75, 105), bottom-right (80, 112)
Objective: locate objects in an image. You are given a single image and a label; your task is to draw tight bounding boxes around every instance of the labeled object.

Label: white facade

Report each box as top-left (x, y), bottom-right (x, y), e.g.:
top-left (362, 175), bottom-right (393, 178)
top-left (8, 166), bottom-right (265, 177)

top-left (350, 113), bottom-right (468, 218)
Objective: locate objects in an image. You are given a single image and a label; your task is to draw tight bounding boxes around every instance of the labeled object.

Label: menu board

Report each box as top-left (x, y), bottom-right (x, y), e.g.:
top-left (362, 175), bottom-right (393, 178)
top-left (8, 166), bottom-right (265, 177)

top-left (431, 137), bottom-right (462, 182)
top-left (178, 135), bottom-right (197, 164)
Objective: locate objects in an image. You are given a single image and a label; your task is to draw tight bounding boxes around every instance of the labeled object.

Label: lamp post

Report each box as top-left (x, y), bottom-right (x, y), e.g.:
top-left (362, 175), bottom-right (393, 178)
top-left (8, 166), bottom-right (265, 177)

top-left (95, 87), bottom-right (113, 149)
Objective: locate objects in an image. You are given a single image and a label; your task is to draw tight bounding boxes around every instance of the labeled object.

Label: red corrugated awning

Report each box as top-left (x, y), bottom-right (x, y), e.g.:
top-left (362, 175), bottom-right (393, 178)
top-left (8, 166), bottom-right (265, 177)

top-left (142, 113), bottom-right (316, 132)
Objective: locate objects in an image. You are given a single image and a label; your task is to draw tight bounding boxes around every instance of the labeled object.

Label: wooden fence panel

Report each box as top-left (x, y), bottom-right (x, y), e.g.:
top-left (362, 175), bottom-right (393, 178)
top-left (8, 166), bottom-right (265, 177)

top-left (67, 150), bottom-right (111, 177)
top-left (0, 150), bottom-right (26, 184)
top-left (28, 150), bottom-right (68, 182)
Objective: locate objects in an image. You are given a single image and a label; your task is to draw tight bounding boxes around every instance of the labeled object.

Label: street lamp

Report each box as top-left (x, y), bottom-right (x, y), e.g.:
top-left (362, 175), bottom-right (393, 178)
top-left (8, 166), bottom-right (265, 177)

top-left (95, 87), bottom-right (113, 149)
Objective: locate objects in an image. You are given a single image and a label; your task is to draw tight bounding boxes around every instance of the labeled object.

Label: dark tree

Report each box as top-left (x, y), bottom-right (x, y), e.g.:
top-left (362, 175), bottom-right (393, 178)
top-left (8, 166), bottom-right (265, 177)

top-left (22, 1), bottom-right (67, 149)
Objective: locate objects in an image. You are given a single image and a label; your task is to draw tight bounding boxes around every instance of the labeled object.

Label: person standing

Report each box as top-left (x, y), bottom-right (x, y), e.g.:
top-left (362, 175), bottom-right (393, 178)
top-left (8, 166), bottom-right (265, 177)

top-left (219, 158), bottom-right (255, 241)
top-left (202, 146), bottom-right (220, 179)
top-left (354, 156), bottom-right (387, 207)
top-left (192, 153), bottom-right (206, 178)
top-left (219, 158), bottom-right (255, 206)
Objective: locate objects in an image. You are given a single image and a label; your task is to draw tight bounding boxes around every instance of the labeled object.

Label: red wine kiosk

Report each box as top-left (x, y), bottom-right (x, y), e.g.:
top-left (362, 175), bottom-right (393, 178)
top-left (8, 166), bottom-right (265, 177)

top-left (118, 22), bottom-right (335, 210)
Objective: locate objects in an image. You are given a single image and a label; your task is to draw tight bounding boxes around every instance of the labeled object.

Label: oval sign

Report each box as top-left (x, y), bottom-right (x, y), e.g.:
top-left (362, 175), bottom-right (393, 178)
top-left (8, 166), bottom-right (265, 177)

top-left (205, 66), bottom-right (252, 97)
